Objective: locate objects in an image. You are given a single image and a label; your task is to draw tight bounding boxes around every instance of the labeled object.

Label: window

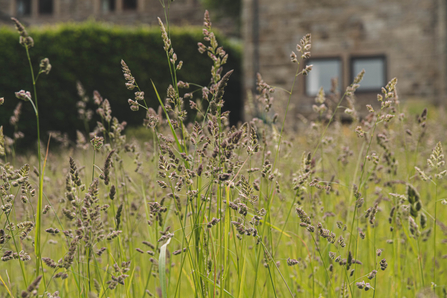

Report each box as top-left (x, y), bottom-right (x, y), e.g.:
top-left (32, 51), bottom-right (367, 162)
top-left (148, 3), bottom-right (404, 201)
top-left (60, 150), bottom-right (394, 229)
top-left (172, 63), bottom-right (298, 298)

top-left (16, 0), bottom-right (31, 16)
top-left (305, 58), bottom-right (342, 96)
top-left (38, 0), bottom-right (53, 14)
top-left (102, 0), bottom-right (116, 12)
top-left (351, 56), bottom-right (386, 91)
top-left (123, 0), bottom-right (137, 10)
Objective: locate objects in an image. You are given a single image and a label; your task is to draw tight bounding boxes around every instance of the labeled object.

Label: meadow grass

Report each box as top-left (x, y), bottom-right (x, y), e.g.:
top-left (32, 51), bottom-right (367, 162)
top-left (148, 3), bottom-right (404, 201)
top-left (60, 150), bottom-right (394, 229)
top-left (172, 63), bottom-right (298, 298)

top-left (1, 4), bottom-right (447, 298)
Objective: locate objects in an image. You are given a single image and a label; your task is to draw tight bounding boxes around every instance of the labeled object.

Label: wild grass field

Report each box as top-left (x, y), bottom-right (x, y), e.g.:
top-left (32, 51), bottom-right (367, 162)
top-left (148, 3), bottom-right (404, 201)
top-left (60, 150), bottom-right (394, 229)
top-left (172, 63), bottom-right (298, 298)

top-left (1, 4), bottom-right (447, 298)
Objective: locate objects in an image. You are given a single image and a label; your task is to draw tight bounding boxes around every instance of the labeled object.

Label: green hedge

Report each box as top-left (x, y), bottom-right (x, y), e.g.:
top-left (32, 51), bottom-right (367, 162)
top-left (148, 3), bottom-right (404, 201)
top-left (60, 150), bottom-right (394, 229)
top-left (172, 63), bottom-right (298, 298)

top-left (0, 22), bottom-right (242, 148)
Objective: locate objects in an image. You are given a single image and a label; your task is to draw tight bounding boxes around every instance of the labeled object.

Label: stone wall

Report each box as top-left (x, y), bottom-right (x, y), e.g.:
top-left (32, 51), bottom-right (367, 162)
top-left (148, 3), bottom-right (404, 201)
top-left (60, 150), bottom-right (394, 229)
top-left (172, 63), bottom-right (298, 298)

top-left (242, 0), bottom-right (447, 117)
top-left (0, 0), bottom-right (205, 26)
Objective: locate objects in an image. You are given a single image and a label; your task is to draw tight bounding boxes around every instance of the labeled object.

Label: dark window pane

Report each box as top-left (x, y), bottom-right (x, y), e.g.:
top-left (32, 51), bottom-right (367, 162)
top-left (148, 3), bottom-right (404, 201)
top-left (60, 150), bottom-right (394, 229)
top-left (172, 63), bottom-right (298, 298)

top-left (352, 57), bottom-right (386, 91)
top-left (123, 0), bottom-right (137, 10)
top-left (17, 0), bottom-right (31, 16)
top-left (102, 0), bottom-right (116, 12)
top-left (39, 0), bottom-right (53, 14)
top-left (306, 59), bottom-right (341, 96)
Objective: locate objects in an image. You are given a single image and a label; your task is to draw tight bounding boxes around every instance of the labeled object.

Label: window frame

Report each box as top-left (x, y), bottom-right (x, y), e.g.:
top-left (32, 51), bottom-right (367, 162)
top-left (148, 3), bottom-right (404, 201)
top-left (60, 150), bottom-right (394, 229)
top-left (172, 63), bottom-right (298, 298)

top-left (16, 0), bottom-right (32, 16)
top-left (304, 56), bottom-right (343, 97)
top-left (350, 55), bottom-right (387, 93)
top-left (38, 0), bottom-right (54, 15)
top-left (101, 0), bottom-right (116, 13)
top-left (123, 0), bottom-right (137, 10)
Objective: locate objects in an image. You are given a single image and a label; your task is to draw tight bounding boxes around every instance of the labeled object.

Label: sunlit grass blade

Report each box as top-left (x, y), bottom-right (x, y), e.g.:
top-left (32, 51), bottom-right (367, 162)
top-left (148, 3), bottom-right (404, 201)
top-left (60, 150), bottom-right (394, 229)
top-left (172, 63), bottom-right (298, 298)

top-left (198, 272), bottom-right (235, 298)
top-left (257, 218), bottom-right (291, 238)
top-left (238, 252), bottom-right (247, 298)
top-left (223, 186), bottom-right (231, 288)
top-left (159, 237), bottom-right (172, 298)
top-left (0, 274), bottom-right (14, 298)
top-left (181, 267), bottom-right (195, 292)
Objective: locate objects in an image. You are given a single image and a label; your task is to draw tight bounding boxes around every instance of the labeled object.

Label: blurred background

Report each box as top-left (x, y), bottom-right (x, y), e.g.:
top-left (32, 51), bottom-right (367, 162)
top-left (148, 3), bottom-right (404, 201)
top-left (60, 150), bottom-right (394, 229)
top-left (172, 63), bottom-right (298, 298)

top-left (0, 0), bottom-right (445, 146)
top-left (0, 0), bottom-right (242, 149)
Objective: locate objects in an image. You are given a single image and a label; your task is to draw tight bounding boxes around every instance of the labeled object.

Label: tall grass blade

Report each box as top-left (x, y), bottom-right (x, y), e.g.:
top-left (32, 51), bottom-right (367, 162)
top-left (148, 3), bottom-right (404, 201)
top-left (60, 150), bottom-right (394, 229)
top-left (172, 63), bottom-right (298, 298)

top-left (238, 252), bottom-right (247, 298)
top-left (198, 272), bottom-right (235, 298)
top-left (0, 274), bottom-right (14, 298)
top-left (159, 237), bottom-right (172, 298)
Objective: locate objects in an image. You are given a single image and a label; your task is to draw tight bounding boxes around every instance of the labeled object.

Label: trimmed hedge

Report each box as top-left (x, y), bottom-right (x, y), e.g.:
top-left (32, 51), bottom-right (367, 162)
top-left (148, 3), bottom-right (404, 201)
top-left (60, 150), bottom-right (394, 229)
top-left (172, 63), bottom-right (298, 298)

top-left (0, 22), bottom-right (242, 147)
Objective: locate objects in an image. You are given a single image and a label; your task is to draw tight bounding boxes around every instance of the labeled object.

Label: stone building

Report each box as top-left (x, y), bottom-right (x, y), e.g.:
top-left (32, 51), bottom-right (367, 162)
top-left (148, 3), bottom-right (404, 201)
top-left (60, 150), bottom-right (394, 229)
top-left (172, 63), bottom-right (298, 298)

top-left (0, 0), bottom-right (205, 27)
top-left (242, 0), bottom-right (447, 116)
top-left (4, 0), bottom-right (444, 119)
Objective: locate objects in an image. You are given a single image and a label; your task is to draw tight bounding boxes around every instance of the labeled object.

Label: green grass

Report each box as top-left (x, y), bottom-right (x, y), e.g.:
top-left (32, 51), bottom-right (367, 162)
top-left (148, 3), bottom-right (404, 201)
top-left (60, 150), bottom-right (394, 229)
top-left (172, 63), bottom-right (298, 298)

top-left (1, 5), bottom-right (447, 298)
